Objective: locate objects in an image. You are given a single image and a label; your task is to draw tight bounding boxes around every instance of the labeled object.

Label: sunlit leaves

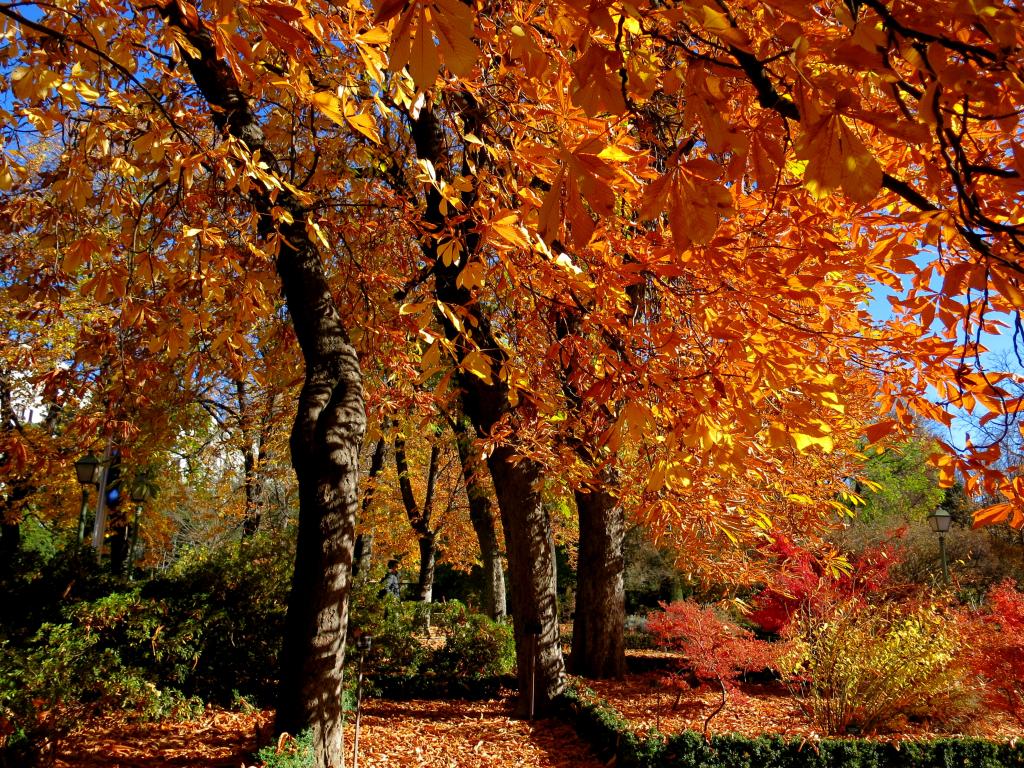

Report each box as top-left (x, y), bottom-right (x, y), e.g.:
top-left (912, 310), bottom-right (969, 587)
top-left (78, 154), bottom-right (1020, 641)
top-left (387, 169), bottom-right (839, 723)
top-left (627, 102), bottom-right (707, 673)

top-left (376, 0), bottom-right (478, 89)
top-left (796, 111), bottom-right (882, 204)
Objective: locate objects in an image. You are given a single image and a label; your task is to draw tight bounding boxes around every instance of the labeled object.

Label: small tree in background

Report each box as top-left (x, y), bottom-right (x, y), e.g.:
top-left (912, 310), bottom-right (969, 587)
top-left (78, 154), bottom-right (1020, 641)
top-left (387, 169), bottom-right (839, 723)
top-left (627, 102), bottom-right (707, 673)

top-left (646, 601), bottom-right (775, 737)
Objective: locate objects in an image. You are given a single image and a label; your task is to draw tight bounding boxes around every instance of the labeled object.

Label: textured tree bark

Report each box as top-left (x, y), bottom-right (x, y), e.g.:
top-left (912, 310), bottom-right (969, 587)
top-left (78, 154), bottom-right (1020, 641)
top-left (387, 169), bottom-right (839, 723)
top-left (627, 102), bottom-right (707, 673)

top-left (450, 414), bottom-right (506, 619)
top-left (410, 103), bottom-right (565, 715)
top-left (571, 482), bottom-right (626, 678)
top-left (554, 316), bottom-right (626, 679)
top-left (164, 12), bottom-right (365, 768)
top-left (487, 445), bottom-right (562, 713)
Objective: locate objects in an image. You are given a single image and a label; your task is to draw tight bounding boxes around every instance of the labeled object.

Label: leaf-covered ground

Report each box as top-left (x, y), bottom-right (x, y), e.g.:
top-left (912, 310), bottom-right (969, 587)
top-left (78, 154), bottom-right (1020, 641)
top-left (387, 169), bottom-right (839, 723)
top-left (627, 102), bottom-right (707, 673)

top-left (54, 695), bottom-right (605, 768)
top-left (53, 670), bottom-right (1023, 766)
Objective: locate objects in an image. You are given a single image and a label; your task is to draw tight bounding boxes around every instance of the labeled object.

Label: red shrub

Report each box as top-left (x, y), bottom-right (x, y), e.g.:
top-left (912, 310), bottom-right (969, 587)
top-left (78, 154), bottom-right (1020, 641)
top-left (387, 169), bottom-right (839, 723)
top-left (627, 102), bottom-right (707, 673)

top-left (646, 600), bottom-right (776, 735)
top-left (749, 533), bottom-right (905, 635)
top-left (969, 579), bottom-right (1024, 725)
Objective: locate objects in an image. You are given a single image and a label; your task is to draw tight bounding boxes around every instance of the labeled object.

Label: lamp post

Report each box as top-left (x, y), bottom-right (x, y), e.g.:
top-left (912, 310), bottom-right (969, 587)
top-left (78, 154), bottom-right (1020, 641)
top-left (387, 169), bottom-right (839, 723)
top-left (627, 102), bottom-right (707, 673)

top-left (352, 632), bottom-right (373, 768)
top-left (74, 452), bottom-right (102, 543)
top-left (927, 508), bottom-right (952, 586)
top-left (126, 478), bottom-right (151, 578)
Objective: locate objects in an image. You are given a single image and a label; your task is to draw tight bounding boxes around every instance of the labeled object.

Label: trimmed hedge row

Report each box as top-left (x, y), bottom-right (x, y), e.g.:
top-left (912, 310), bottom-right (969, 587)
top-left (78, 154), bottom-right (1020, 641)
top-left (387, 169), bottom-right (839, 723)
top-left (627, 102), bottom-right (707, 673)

top-left (557, 685), bottom-right (1024, 768)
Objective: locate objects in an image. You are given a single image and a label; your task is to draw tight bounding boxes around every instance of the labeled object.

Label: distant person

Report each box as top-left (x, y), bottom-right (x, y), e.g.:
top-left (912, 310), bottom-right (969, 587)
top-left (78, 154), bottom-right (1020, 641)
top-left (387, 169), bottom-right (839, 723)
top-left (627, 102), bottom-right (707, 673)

top-left (380, 559), bottom-right (401, 600)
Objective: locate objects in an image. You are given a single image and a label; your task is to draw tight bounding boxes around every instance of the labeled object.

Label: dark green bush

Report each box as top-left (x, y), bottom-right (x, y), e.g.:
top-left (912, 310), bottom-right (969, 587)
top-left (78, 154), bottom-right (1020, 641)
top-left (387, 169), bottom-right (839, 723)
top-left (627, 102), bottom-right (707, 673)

top-left (347, 591), bottom-right (514, 699)
top-left (1, 536), bottom-right (292, 766)
top-left (0, 618), bottom-right (203, 767)
top-left (430, 606), bottom-right (515, 681)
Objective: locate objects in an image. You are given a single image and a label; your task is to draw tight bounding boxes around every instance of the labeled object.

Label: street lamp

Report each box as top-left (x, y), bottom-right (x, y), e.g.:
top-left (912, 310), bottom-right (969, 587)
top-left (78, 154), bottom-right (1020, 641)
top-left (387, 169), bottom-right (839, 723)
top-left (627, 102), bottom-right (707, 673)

top-left (927, 508), bottom-right (952, 585)
top-left (126, 477), bottom-right (152, 578)
top-left (74, 452), bottom-right (102, 543)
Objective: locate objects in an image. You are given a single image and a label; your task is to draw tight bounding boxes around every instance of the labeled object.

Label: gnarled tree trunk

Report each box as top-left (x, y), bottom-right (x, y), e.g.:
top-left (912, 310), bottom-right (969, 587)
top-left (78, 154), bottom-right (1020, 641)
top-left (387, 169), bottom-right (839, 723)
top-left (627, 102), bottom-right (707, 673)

top-left (164, 13), bottom-right (365, 768)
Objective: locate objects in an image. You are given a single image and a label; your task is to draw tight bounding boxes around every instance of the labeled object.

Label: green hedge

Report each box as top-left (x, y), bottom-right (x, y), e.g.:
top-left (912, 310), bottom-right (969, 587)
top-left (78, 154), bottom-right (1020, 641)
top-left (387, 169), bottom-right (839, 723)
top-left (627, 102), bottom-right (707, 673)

top-left (558, 685), bottom-right (1024, 768)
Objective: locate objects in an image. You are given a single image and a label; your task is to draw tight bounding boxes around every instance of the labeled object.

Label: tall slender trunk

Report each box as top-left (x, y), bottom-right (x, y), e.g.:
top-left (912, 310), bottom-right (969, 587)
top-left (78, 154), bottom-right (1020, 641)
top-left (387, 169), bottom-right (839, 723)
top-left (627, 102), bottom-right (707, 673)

top-left (395, 434), bottom-right (440, 602)
top-left (410, 103), bottom-right (565, 715)
top-left (571, 481), bottom-right (626, 678)
top-left (417, 532), bottom-right (436, 603)
top-left (237, 380), bottom-right (263, 538)
top-left (450, 413), bottom-right (505, 619)
top-left (164, 13), bottom-right (365, 768)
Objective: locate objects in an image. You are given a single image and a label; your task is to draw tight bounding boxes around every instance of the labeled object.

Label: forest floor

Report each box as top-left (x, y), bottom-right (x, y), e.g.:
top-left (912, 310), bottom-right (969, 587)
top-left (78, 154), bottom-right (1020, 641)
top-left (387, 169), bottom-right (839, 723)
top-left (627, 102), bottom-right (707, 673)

top-left (53, 655), bottom-right (1024, 767)
top-left (54, 695), bottom-right (605, 768)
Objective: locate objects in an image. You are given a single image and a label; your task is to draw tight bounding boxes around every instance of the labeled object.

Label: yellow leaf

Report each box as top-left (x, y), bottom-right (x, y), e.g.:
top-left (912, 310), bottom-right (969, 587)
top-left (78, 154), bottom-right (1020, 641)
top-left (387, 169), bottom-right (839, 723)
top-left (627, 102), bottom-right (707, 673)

top-left (456, 259), bottom-right (486, 290)
top-left (346, 111), bottom-right (381, 144)
top-left (433, 0), bottom-right (478, 77)
top-left (797, 113), bottom-right (881, 204)
top-left (461, 349), bottom-right (493, 383)
top-left (420, 339), bottom-right (441, 372)
top-left (489, 211), bottom-right (530, 248)
top-left (408, 7), bottom-right (439, 89)
top-left (311, 91), bottom-right (346, 126)
top-left (792, 432), bottom-right (835, 453)
top-left (437, 239), bottom-right (462, 267)
top-left (399, 301), bottom-right (430, 315)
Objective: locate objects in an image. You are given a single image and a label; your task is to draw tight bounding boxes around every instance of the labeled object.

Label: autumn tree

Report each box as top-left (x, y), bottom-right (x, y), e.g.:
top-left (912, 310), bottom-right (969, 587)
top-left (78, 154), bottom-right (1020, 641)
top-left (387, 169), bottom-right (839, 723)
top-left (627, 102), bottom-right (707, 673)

top-left (4, 0), bottom-right (1024, 765)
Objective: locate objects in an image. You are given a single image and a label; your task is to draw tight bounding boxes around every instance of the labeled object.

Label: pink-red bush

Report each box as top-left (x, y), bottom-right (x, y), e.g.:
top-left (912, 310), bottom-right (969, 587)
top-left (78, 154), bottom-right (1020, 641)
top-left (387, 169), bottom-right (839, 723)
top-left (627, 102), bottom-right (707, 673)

top-left (647, 600), bottom-right (776, 734)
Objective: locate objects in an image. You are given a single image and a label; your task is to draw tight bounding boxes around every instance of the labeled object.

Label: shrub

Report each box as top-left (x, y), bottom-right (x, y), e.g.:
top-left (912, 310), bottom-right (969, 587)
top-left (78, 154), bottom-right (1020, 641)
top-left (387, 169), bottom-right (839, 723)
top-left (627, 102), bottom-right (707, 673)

top-left (559, 682), bottom-right (1024, 768)
top-left (0, 537), bottom-right (291, 765)
top-left (430, 606), bottom-right (515, 681)
top-left (647, 601), bottom-right (776, 735)
top-left (749, 533), bottom-right (905, 635)
top-left (780, 600), bottom-right (978, 735)
top-left (967, 579), bottom-right (1024, 726)
top-left (255, 730), bottom-right (313, 768)
top-left (347, 591), bottom-right (514, 698)
top-left (347, 585), bottom-right (429, 682)
top-left (0, 619), bottom-right (200, 766)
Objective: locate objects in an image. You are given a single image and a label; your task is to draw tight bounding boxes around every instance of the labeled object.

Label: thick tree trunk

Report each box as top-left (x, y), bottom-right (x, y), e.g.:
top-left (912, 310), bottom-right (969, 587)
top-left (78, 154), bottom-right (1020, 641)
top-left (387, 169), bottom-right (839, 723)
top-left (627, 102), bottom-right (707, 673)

top-left (451, 415), bottom-right (506, 619)
top-left (555, 314), bottom-right (627, 679)
top-left (164, 12), bottom-right (365, 768)
top-left (410, 102), bottom-right (565, 715)
top-left (488, 446), bottom-right (562, 713)
top-left (571, 483), bottom-right (626, 678)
